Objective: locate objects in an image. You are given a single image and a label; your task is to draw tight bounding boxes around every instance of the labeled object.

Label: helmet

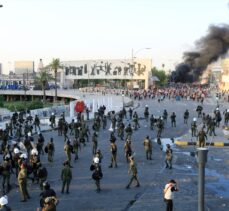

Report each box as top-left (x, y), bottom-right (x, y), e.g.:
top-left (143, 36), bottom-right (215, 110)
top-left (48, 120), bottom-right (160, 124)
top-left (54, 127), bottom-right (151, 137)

top-left (28, 132), bottom-right (31, 137)
top-left (216, 108), bottom-right (219, 111)
top-left (52, 113), bottom-right (54, 115)
top-left (193, 118), bottom-right (197, 121)
top-left (20, 153), bottom-right (28, 159)
top-left (14, 148), bottom-right (20, 154)
top-left (93, 157), bottom-right (99, 164)
top-left (31, 148), bottom-right (38, 155)
top-left (0, 195), bottom-right (8, 206)
top-left (43, 181), bottom-right (50, 188)
top-left (145, 105), bottom-right (148, 107)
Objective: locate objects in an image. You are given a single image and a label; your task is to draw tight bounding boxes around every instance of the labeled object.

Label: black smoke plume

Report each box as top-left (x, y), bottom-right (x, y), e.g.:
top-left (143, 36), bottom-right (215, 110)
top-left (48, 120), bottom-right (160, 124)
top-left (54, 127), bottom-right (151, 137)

top-left (171, 24), bottom-right (229, 83)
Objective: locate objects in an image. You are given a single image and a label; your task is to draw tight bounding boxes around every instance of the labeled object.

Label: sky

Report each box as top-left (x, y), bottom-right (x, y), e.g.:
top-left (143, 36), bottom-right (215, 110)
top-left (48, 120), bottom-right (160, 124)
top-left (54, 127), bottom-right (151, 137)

top-left (0, 0), bottom-right (229, 74)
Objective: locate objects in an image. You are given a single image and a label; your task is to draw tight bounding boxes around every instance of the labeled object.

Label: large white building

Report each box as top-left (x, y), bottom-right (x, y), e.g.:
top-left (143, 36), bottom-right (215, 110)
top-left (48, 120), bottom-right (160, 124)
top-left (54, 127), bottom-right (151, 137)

top-left (61, 58), bottom-right (152, 89)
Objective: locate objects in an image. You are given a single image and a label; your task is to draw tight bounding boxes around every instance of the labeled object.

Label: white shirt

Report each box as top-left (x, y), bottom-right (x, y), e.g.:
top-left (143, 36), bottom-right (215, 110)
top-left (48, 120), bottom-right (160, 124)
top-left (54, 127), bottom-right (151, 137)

top-left (164, 183), bottom-right (176, 200)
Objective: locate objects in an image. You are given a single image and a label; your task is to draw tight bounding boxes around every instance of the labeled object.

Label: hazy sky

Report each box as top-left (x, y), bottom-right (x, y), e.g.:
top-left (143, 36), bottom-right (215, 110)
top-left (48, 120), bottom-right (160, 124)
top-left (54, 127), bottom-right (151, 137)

top-left (0, 0), bottom-right (229, 73)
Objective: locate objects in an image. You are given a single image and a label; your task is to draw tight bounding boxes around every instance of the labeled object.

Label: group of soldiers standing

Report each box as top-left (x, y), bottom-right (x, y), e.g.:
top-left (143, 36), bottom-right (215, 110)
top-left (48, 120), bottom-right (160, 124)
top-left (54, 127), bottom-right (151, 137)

top-left (0, 91), bottom-right (228, 210)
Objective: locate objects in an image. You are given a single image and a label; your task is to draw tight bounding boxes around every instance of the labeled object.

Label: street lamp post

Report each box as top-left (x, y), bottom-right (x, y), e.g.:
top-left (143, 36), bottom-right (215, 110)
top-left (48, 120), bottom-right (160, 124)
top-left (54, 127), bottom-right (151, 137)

top-left (122, 94), bottom-right (124, 109)
top-left (197, 147), bottom-right (208, 211)
top-left (131, 48), bottom-right (151, 89)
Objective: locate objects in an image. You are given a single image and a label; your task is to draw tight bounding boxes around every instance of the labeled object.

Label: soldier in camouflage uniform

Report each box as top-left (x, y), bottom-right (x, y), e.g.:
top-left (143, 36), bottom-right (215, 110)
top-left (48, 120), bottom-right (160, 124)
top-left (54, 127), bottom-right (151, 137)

top-left (73, 138), bottom-right (81, 161)
top-left (197, 128), bottom-right (207, 147)
top-left (34, 115), bottom-right (40, 132)
top-left (92, 132), bottom-right (98, 155)
top-left (64, 140), bottom-right (72, 163)
top-left (18, 163), bottom-right (30, 202)
top-left (61, 161), bottom-right (72, 194)
top-left (143, 136), bottom-right (152, 160)
top-left (109, 142), bottom-right (118, 168)
top-left (126, 156), bottom-right (140, 189)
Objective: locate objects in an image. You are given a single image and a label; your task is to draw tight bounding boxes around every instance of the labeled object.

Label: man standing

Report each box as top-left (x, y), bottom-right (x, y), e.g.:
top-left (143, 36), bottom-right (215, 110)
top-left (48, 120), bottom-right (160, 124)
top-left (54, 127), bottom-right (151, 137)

top-left (73, 138), bottom-right (81, 161)
top-left (61, 161), bottom-right (72, 194)
top-left (92, 132), bottom-right (98, 155)
top-left (64, 140), bottom-right (72, 163)
top-left (197, 128), bottom-right (207, 147)
top-left (49, 113), bottom-right (56, 129)
top-left (1, 157), bottom-right (12, 194)
top-left (191, 118), bottom-right (197, 137)
top-left (126, 156), bottom-right (140, 189)
top-left (144, 105), bottom-right (149, 121)
top-left (102, 115), bottom-right (107, 129)
top-left (170, 112), bottom-right (176, 127)
top-left (183, 109), bottom-right (189, 124)
top-left (128, 108), bottom-right (133, 120)
top-left (109, 142), bottom-right (118, 168)
top-left (46, 138), bottom-right (55, 163)
top-left (18, 163), bottom-right (30, 202)
top-left (143, 136), bottom-right (152, 160)
top-left (37, 132), bottom-right (45, 155)
top-left (91, 157), bottom-right (103, 193)
top-left (34, 115), bottom-right (40, 132)
top-left (164, 179), bottom-right (179, 211)
top-left (165, 144), bottom-right (173, 169)
top-left (124, 139), bottom-right (132, 162)
top-left (125, 124), bottom-right (133, 140)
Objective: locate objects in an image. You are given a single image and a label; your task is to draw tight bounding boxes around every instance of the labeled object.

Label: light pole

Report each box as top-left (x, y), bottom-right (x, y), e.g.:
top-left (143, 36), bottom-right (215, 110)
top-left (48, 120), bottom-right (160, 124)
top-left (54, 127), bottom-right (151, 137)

top-left (197, 147), bottom-right (208, 211)
top-left (122, 94), bottom-right (124, 109)
top-left (131, 48), bottom-right (151, 89)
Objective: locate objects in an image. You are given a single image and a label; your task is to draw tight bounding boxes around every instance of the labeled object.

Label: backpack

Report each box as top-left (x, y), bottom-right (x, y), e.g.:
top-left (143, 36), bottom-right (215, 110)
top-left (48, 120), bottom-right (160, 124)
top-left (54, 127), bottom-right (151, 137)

top-left (92, 169), bottom-right (103, 180)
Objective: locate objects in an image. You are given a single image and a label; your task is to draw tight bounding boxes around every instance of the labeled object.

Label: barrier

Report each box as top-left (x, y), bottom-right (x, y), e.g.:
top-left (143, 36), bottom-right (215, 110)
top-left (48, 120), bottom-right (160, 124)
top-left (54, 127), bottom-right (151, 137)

top-left (175, 140), bottom-right (229, 147)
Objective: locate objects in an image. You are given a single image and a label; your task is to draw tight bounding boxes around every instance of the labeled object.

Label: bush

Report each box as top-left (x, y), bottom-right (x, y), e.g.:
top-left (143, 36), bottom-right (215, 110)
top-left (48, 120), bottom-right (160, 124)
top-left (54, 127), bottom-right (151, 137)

top-left (4, 100), bottom-right (44, 111)
top-left (28, 100), bottom-right (43, 110)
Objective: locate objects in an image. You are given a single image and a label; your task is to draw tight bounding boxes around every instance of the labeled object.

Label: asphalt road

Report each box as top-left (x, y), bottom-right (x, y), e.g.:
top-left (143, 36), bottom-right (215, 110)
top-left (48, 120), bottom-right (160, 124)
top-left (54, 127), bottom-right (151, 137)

top-left (3, 96), bottom-right (229, 211)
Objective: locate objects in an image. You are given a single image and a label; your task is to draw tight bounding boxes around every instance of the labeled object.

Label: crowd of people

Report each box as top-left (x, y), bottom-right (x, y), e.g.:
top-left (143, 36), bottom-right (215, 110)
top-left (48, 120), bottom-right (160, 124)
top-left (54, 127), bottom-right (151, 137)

top-left (0, 84), bottom-right (228, 211)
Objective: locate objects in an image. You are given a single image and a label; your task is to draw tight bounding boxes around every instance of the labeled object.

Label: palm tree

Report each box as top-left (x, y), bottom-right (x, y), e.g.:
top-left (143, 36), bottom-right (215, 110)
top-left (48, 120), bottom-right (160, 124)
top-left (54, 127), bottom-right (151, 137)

top-left (35, 69), bottom-right (54, 103)
top-left (48, 58), bottom-right (63, 102)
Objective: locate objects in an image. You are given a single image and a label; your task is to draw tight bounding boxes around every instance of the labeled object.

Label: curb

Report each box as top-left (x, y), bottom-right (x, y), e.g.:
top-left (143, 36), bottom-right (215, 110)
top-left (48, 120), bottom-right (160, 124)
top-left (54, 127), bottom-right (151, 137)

top-left (175, 140), bottom-right (229, 147)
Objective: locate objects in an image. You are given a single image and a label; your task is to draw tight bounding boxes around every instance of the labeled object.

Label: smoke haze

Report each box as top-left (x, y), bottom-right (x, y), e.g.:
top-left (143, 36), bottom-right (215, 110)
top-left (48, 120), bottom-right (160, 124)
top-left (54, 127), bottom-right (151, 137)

top-left (172, 24), bottom-right (229, 83)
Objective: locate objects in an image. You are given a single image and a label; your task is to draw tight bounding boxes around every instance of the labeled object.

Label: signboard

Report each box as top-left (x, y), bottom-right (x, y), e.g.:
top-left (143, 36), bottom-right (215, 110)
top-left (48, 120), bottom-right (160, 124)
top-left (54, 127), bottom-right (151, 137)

top-left (74, 101), bottom-right (85, 113)
top-left (63, 59), bottom-right (151, 80)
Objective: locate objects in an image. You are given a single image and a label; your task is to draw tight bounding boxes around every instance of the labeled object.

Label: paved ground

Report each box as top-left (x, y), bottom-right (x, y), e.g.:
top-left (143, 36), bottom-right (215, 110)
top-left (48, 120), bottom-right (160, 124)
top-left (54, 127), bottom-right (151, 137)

top-left (2, 94), bottom-right (229, 211)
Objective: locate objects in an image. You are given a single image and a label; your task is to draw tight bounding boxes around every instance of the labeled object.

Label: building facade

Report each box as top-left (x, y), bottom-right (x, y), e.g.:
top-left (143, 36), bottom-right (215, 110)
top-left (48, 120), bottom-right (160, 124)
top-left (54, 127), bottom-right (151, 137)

top-left (14, 61), bottom-right (34, 75)
top-left (61, 59), bottom-right (152, 89)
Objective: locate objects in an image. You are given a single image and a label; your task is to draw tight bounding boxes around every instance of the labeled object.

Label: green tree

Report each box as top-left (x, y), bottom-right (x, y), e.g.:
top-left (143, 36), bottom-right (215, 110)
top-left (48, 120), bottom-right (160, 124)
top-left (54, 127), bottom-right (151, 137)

top-left (48, 58), bottom-right (63, 102)
top-left (35, 69), bottom-right (54, 103)
top-left (151, 67), bottom-right (168, 86)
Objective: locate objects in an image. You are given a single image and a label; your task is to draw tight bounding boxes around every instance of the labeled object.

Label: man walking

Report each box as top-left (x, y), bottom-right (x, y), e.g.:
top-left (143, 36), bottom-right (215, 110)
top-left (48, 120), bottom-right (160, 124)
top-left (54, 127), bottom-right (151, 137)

top-left (126, 156), bottom-right (140, 189)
